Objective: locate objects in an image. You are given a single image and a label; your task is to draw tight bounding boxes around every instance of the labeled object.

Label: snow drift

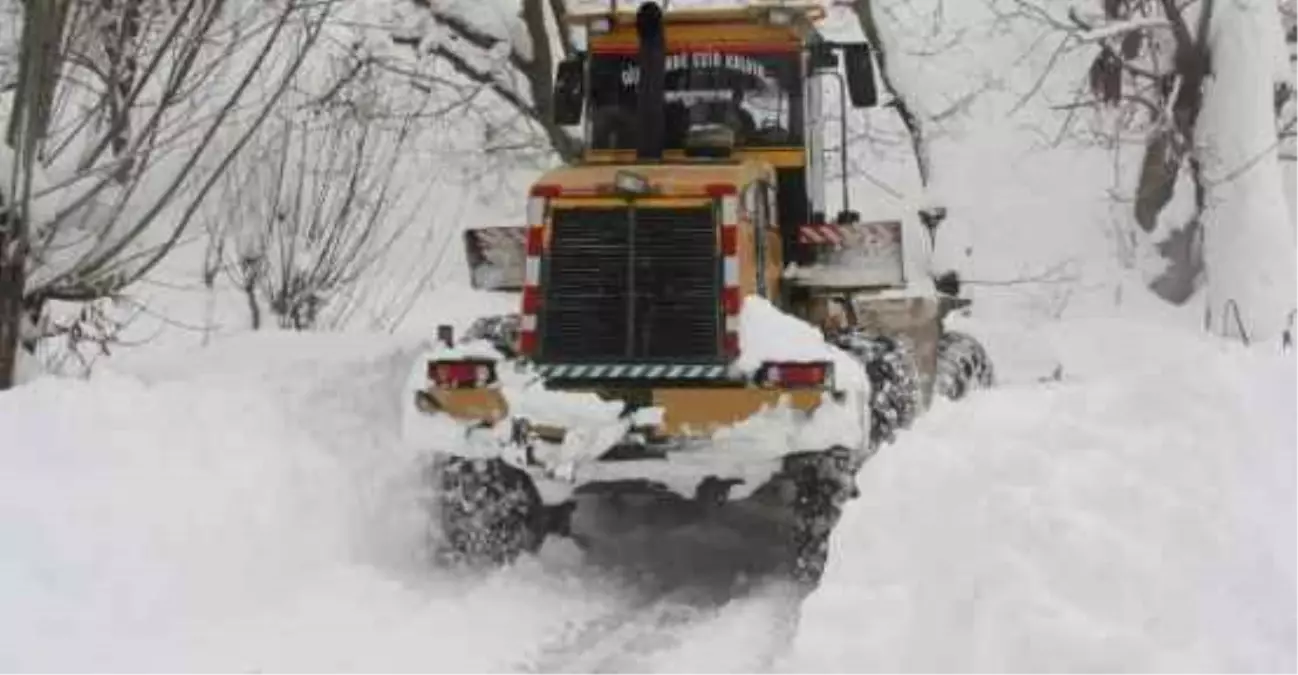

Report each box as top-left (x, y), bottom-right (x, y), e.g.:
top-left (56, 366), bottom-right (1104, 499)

top-left (0, 333), bottom-right (634, 672)
top-left (0, 317), bottom-right (1292, 671)
top-left (785, 320), bottom-right (1296, 672)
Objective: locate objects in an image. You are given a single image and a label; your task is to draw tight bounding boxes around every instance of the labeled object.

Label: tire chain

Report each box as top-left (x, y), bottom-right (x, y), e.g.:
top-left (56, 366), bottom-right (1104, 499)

top-left (424, 455), bottom-right (546, 566)
top-left (934, 330), bottom-right (995, 401)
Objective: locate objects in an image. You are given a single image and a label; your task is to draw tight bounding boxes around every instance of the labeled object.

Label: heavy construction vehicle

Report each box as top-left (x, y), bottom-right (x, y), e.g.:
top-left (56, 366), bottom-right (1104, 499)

top-left (407, 0), bottom-right (993, 586)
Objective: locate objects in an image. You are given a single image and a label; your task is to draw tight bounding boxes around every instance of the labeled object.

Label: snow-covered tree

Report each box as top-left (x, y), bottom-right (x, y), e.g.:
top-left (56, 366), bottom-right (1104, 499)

top-left (205, 48), bottom-right (424, 331)
top-left (0, 0), bottom-right (335, 388)
top-left (384, 0), bottom-right (583, 162)
top-left (1195, 0), bottom-right (1296, 344)
top-left (1004, 0), bottom-right (1295, 343)
top-left (842, 0), bottom-right (935, 190)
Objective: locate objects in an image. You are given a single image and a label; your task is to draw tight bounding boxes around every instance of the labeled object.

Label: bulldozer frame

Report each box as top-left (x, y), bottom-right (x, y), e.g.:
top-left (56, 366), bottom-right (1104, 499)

top-left (407, 0), bottom-right (994, 586)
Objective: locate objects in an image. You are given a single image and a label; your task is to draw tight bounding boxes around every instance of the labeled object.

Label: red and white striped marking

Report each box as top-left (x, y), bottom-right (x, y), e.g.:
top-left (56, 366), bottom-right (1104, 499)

top-left (797, 221), bottom-right (902, 249)
top-left (519, 185), bottom-right (558, 355)
top-left (709, 183), bottom-right (742, 357)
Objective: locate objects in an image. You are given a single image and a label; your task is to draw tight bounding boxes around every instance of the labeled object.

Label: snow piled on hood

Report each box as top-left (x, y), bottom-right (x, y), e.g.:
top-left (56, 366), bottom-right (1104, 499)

top-left (400, 297), bottom-right (873, 488)
top-left (735, 295), bottom-right (868, 394)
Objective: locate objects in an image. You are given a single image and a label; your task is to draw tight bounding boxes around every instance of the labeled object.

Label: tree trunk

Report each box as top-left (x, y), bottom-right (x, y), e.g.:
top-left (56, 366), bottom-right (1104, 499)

top-left (1135, 1), bottom-right (1215, 304)
top-left (1198, 0), bottom-right (1297, 343)
top-left (0, 242), bottom-right (25, 390)
top-left (244, 283), bottom-right (262, 330)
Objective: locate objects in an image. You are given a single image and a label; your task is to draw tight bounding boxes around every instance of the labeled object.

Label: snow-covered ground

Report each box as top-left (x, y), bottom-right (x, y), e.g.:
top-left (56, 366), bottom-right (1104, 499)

top-left (3, 0), bottom-right (1293, 668)
top-left (1, 305), bottom-right (1292, 671)
top-left (786, 319), bottom-right (1296, 672)
top-left (0, 322), bottom-right (806, 672)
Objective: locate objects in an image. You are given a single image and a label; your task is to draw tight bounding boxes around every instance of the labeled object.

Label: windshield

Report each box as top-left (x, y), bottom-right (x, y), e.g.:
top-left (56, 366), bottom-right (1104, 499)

top-left (587, 50), bottom-right (803, 151)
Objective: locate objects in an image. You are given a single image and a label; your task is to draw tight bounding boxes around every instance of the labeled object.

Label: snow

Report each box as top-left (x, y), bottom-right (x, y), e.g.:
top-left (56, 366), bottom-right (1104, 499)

top-left (784, 319), bottom-right (1296, 672)
top-left (400, 296), bottom-right (870, 502)
top-left (734, 295), bottom-right (838, 370)
top-left (1, 301), bottom-right (1294, 671)
top-left (1197, 0), bottom-right (1297, 345)
top-left (1074, 17), bottom-right (1172, 43)
top-left (735, 295), bottom-right (868, 392)
top-left (1, 0), bottom-right (1295, 669)
top-left (0, 331), bottom-right (632, 672)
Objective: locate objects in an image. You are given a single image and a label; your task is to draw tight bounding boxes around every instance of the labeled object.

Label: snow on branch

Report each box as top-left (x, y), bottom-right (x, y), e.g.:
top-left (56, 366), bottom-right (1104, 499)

top-left (387, 0), bottom-right (580, 161)
top-left (1073, 17), bottom-right (1172, 43)
top-left (0, 0), bottom-right (341, 387)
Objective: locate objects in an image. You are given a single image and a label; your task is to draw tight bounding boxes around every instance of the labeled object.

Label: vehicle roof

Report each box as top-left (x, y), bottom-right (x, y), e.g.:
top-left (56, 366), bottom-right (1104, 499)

top-left (534, 160), bottom-right (777, 198)
top-left (565, 1), bottom-right (826, 28)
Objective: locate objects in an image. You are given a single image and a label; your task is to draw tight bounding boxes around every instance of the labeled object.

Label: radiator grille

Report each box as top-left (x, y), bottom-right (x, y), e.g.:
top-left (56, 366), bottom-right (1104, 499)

top-left (541, 207), bottom-right (719, 361)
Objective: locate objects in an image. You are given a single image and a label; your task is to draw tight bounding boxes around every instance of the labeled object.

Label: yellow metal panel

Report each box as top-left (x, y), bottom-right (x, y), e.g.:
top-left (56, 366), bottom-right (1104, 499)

top-left (588, 21), bottom-right (801, 49)
top-left (549, 197), bottom-right (713, 209)
top-left (537, 161), bottom-right (761, 190)
top-left (572, 4), bottom-right (825, 28)
top-left (582, 148), bottom-right (804, 169)
top-left (417, 384), bottom-right (831, 444)
top-left (653, 387), bottom-right (822, 436)
top-left (763, 227), bottom-right (784, 301)
top-left (419, 388), bottom-right (508, 424)
top-left (736, 210), bottom-right (759, 297)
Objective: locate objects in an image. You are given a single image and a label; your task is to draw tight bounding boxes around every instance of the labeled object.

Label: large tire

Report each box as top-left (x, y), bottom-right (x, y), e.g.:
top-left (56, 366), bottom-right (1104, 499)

top-left (778, 337), bottom-right (922, 590)
top-left (784, 448), bottom-right (858, 588)
top-left (832, 331), bottom-right (923, 448)
top-left (424, 455), bottom-right (546, 567)
top-left (935, 330), bottom-right (994, 402)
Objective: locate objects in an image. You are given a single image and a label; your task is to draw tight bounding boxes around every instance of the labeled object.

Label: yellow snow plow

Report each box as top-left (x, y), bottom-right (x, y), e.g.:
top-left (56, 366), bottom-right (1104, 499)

top-left (408, 0), bottom-right (993, 586)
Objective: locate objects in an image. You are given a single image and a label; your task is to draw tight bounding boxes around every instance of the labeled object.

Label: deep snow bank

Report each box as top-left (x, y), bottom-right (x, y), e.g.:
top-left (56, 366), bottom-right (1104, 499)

top-left (3, 318), bottom-right (1293, 671)
top-left (785, 321), bottom-right (1296, 672)
top-left (0, 332), bottom-right (633, 672)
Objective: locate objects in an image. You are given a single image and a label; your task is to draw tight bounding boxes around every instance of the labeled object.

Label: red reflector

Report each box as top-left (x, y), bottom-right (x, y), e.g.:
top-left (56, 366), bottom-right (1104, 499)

top-left (427, 360), bottom-right (496, 388)
top-left (705, 183), bottom-right (737, 197)
top-left (522, 287), bottom-right (542, 314)
top-left (761, 362), bottom-right (829, 388)
top-left (526, 227), bottom-right (545, 255)
top-left (720, 226), bottom-right (738, 256)
top-left (723, 332), bottom-right (740, 358)
top-left (722, 286), bottom-right (741, 315)
top-left (519, 330), bottom-right (538, 355)
top-left (530, 184), bottom-right (561, 198)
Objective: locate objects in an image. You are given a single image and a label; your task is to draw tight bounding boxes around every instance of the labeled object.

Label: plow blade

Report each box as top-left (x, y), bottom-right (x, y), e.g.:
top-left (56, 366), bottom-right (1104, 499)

top-left (792, 220), bottom-right (906, 288)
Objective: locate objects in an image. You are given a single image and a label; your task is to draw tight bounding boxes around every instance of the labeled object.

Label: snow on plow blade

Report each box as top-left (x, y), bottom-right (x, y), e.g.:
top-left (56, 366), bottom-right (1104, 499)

top-left (464, 226), bottom-right (526, 291)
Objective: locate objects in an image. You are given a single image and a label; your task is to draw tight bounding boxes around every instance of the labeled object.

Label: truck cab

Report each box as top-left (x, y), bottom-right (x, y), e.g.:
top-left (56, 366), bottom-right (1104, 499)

top-left (511, 1), bottom-right (885, 381)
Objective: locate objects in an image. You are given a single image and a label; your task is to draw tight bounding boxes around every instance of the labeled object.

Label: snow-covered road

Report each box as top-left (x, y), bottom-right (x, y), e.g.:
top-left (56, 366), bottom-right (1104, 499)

top-left (1, 317), bottom-right (1293, 671)
top-left (0, 331), bottom-right (806, 672)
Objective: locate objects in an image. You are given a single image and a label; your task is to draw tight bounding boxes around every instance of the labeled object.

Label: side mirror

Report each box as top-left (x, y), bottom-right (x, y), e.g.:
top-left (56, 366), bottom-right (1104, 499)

top-left (553, 55), bottom-right (585, 126)
top-left (843, 43), bottom-right (878, 108)
top-left (834, 209), bottom-right (860, 225)
top-left (934, 271), bottom-right (961, 297)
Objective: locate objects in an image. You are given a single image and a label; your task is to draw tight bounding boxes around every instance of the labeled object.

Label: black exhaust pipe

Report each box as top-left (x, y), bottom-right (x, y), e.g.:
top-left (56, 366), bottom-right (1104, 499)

top-left (635, 1), bottom-right (665, 160)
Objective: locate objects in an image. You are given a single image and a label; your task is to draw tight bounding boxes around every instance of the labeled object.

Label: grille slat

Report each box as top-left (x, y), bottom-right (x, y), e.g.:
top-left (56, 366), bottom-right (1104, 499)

top-left (541, 207), bottom-right (719, 361)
